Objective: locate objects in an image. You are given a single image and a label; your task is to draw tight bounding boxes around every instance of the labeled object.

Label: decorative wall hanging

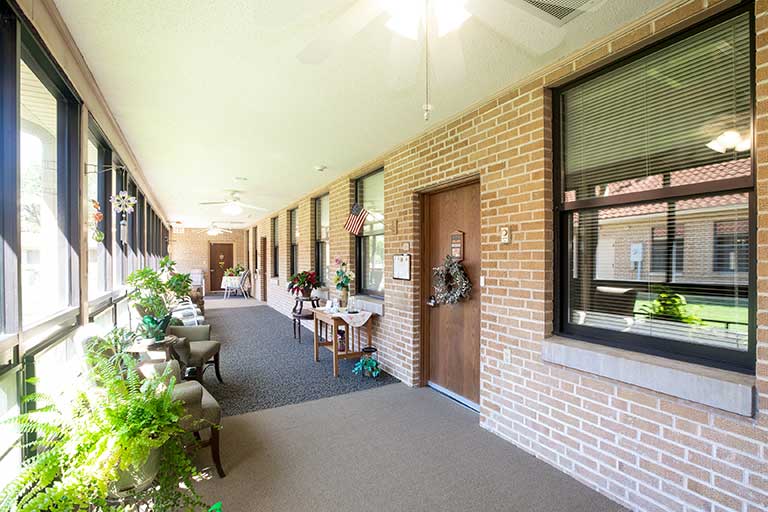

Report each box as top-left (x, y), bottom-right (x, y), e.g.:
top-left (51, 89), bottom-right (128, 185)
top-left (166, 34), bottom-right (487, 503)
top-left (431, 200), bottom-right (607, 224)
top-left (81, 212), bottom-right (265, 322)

top-left (450, 230), bottom-right (464, 261)
top-left (90, 199), bottom-right (105, 243)
top-left (110, 190), bottom-right (137, 243)
top-left (393, 254), bottom-right (411, 280)
top-left (432, 255), bottom-right (471, 305)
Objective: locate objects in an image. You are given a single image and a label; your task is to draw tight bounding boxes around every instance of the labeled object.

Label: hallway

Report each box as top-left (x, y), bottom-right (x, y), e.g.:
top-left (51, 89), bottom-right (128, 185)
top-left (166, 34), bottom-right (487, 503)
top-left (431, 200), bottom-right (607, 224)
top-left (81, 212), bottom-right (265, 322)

top-left (195, 384), bottom-right (624, 512)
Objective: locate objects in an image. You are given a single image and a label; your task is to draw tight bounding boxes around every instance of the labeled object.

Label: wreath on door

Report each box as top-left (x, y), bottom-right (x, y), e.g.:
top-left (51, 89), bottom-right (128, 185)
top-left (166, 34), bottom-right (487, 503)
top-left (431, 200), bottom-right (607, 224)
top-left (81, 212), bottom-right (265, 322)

top-left (432, 255), bottom-right (472, 305)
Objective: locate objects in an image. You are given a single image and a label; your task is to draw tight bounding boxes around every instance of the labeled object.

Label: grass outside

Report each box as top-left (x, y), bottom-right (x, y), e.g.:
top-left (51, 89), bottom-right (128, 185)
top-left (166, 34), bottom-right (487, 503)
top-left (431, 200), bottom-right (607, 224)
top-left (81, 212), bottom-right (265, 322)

top-left (634, 299), bottom-right (748, 333)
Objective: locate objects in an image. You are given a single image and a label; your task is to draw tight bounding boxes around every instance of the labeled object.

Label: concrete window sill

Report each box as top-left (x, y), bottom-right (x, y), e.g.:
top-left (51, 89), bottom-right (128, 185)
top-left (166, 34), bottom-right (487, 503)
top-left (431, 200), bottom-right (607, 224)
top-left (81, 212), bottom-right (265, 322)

top-left (542, 336), bottom-right (755, 417)
top-left (351, 295), bottom-right (384, 316)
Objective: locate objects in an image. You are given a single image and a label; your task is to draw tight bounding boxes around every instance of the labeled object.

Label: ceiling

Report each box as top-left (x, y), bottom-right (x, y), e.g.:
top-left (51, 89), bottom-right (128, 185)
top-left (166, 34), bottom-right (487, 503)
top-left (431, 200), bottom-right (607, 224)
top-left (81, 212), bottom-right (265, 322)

top-left (53, 0), bottom-right (667, 228)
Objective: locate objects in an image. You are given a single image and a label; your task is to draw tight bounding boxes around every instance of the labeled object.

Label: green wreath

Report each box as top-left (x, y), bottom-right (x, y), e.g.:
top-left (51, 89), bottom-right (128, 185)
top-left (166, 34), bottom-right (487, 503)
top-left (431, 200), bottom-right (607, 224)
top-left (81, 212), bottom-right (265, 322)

top-left (432, 255), bottom-right (472, 305)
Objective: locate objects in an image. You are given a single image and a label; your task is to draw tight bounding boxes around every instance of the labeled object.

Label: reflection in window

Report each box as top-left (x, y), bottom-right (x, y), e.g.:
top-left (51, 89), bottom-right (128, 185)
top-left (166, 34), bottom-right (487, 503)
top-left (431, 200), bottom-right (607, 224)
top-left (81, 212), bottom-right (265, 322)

top-left (315, 195), bottom-right (330, 285)
top-left (20, 60), bottom-right (67, 326)
top-left (357, 170), bottom-right (384, 295)
top-left (568, 193), bottom-right (749, 351)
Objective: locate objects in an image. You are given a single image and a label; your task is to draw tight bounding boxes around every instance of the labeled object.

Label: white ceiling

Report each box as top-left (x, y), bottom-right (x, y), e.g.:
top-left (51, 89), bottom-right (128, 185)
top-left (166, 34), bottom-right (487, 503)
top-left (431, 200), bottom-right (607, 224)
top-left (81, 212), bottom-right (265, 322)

top-left (53, 0), bottom-right (667, 227)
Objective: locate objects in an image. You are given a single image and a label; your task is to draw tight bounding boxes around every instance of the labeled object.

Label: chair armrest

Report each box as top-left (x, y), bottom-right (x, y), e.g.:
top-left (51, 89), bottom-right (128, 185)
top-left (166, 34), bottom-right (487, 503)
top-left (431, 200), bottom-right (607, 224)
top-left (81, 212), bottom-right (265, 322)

top-left (169, 325), bottom-right (211, 342)
top-left (173, 381), bottom-right (205, 430)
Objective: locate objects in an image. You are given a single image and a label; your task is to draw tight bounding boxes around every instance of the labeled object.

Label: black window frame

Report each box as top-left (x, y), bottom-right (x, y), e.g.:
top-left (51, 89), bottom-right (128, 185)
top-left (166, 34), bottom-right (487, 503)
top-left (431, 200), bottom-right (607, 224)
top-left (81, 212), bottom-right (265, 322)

top-left (271, 216), bottom-right (279, 277)
top-left (355, 169), bottom-right (385, 298)
top-left (553, 4), bottom-right (757, 373)
top-left (289, 208), bottom-right (298, 277)
top-left (314, 194), bottom-right (330, 285)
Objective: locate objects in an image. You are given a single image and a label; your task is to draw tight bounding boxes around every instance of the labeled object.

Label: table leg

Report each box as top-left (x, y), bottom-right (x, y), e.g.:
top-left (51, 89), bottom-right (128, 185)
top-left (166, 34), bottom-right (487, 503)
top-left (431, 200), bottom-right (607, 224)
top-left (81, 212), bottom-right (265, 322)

top-left (313, 316), bottom-right (319, 362)
top-left (332, 320), bottom-right (339, 377)
top-left (367, 319), bottom-right (372, 347)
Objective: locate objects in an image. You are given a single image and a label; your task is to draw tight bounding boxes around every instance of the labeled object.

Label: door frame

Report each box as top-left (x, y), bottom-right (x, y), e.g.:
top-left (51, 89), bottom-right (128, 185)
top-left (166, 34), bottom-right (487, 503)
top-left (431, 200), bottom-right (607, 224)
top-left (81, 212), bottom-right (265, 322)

top-left (419, 176), bottom-right (481, 388)
top-left (208, 241), bottom-right (234, 292)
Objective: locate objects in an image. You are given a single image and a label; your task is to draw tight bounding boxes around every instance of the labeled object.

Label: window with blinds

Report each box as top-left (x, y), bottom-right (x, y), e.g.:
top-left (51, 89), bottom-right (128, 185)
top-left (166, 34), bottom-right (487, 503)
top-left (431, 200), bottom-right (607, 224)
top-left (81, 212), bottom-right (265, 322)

top-left (557, 11), bottom-right (754, 371)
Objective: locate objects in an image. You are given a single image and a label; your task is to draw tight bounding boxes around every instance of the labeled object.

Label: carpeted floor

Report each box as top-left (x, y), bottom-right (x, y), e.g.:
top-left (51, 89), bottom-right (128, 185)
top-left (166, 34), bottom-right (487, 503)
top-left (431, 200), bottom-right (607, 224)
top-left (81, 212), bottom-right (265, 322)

top-left (195, 384), bottom-right (626, 512)
top-left (202, 305), bottom-right (398, 416)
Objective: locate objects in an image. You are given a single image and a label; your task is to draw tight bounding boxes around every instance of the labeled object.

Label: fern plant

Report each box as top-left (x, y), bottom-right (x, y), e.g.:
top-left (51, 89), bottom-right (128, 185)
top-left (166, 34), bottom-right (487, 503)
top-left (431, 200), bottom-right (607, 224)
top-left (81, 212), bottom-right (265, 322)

top-left (0, 333), bottom-right (208, 511)
top-left (640, 286), bottom-right (702, 325)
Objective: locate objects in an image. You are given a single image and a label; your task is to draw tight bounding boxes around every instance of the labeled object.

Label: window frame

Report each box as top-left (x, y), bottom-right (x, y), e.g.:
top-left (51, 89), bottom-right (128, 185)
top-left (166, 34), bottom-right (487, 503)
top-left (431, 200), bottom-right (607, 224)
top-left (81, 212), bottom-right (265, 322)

top-left (355, 169), bottom-right (385, 298)
top-left (86, 118), bottom-right (113, 302)
top-left (289, 208), bottom-right (298, 277)
top-left (271, 217), bottom-right (279, 277)
top-left (314, 194), bottom-right (330, 285)
top-left (553, 4), bottom-right (757, 373)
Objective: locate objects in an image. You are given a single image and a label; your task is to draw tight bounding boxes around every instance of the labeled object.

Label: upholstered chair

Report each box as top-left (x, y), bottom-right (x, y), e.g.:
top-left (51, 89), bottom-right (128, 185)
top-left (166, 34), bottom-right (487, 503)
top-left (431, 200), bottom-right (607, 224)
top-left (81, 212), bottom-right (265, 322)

top-left (140, 360), bottom-right (225, 478)
top-left (168, 325), bottom-right (223, 383)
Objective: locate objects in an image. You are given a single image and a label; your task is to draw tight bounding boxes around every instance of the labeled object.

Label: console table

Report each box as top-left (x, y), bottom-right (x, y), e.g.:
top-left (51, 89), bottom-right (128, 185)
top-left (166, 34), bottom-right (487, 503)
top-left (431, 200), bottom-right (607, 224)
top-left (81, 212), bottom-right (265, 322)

top-left (311, 307), bottom-right (374, 377)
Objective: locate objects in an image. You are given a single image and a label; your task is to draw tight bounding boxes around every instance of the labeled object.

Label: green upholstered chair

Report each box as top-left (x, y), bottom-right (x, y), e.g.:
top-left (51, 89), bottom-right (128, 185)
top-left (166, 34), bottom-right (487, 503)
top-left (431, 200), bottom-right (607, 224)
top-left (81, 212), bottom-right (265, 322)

top-left (168, 325), bottom-right (223, 384)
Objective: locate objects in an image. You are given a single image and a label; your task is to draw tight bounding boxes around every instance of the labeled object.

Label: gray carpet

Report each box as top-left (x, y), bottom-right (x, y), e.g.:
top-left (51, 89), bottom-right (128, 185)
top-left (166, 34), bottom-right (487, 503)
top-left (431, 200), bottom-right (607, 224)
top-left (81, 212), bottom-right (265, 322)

top-left (202, 305), bottom-right (398, 416)
top-left (195, 384), bottom-right (626, 512)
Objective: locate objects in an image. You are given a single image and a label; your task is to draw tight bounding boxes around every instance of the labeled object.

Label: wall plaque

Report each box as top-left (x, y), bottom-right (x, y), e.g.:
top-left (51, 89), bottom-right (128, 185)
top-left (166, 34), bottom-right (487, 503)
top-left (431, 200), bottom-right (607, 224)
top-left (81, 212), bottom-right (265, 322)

top-left (450, 230), bottom-right (464, 261)
top-left (393, 254), bottom-right (411, 280)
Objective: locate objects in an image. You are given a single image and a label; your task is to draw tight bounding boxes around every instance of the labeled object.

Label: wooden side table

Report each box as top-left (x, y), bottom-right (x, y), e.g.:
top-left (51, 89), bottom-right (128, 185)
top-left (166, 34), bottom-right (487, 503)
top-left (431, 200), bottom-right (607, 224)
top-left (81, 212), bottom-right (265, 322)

top-left (312, 308), bottom-right (373, 377)
top-left (292, 296), bottom-right (320, 342)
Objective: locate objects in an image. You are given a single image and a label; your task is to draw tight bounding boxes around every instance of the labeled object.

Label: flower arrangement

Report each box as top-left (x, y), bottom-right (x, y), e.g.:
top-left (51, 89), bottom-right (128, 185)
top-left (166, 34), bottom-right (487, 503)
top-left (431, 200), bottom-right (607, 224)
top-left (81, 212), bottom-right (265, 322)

top-left (287, 271), bottom-right (320, 296)
top-left (332, 257), bottom-right (355, 291)
top-left (223, 264), bottom-right (245, 277)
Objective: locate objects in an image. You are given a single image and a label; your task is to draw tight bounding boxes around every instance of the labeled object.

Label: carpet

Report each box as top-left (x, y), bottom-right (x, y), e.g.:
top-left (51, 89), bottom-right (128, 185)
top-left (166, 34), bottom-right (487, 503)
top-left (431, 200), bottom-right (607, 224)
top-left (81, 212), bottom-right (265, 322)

top-left (195, 384), bottom-right (626, 512)
top-left (202, 306), bottom-right (398, 416)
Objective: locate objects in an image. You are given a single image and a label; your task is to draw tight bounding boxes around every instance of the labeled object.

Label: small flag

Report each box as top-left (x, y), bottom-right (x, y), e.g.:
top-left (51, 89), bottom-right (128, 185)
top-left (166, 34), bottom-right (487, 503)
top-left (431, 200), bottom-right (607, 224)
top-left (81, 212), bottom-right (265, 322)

top-left (344, 203), bottom-right (369, 236)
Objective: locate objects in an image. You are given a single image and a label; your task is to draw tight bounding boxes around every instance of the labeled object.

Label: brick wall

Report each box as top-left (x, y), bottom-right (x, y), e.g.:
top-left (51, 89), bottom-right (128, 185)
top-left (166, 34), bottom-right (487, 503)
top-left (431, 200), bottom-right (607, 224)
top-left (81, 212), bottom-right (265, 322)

top-left (249, 1), bottom-right (768, 510)
top-left (169, 228), bottom-right (248, 294)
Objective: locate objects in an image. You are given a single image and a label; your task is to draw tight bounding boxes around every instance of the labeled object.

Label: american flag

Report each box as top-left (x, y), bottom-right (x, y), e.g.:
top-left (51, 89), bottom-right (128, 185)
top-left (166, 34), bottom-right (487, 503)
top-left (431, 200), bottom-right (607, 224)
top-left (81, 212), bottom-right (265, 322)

top-left (344, 203), bottom-right (369, 236)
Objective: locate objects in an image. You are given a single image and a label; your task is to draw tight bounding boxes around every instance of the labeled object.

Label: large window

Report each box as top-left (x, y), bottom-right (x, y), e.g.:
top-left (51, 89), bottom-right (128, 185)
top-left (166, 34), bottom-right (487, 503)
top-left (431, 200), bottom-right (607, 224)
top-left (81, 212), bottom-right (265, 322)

top-left (315, 194), bottom-right (330, 286)
top-left (356, 170), bottom-right (384, 296)
top-left (556, 11), bottom-right (754, 371)
top-left (86, 136), bottom-right (109, 298)
top-left (271, 217), bottom-right (279, 277)
top-left (289, 208), bottom-right (298, 277)
top-left (20, 58), bottom-right (74, 327)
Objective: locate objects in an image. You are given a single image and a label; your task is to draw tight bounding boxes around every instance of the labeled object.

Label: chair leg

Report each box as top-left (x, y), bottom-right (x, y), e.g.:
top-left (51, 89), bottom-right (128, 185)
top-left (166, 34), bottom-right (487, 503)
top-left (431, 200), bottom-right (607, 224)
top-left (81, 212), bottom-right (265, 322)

top-left (211, 427), bottom-right (225, 478)
top-left (193, 431), bottom-right (201, 441)
top-left (214, 352), bottom-right (223, 383)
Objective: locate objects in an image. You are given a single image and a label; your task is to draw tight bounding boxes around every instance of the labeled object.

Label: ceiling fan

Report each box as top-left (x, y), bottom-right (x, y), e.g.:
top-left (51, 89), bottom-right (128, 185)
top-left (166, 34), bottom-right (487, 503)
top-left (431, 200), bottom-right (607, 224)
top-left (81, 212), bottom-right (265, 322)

top-left (199, 190), bottom-right (267, 216)
top-left (196, 221), bottom-right (244, 236)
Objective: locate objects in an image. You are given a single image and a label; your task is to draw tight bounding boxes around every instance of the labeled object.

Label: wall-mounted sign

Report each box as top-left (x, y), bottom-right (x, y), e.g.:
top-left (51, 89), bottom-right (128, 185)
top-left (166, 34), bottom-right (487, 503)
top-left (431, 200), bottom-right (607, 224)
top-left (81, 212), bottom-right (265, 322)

top-left (500, 226), bottom-right (511, 245)
top-left (450, 231), bottom-right (464, 261)
top-left (393, 254), bottom-right (411, 281)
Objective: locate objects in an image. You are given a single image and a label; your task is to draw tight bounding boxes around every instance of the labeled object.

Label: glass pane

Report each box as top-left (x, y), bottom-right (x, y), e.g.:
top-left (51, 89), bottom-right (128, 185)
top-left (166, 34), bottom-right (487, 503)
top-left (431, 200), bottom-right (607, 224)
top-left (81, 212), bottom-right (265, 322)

top-left (562, 13), bottom-right (751, 203)
top-left (20, 60), bottom-right (67, 326)
top-left (86, 140), bottom-right (107, 297)
top-left (0, 370), bottom-right (20, 490)
top-left (362, 234), bottom-right (385, 294)
top-left (568, 192), bottom-right (749, 352)
top-left (316, 195), bottom-right (330, 241)
top-left (359, 171), bottom-right (384, 236)
top-left (290, 209), bottom-right (298, 244)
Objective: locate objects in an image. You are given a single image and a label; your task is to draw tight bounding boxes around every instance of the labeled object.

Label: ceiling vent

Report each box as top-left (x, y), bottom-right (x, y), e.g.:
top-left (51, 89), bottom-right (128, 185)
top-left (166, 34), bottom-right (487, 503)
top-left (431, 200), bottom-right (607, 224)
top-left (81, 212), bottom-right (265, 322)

top-left (520, 0), bottom-right (596, 26)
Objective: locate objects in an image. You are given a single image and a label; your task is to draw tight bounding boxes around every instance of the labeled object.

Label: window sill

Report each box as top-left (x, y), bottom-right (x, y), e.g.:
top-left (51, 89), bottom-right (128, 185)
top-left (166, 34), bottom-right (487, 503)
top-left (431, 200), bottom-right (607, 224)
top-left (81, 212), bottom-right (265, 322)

top-left (542, 336), bottom-right (755, 417)
top-left (352, 295), bottom-right (384, 316)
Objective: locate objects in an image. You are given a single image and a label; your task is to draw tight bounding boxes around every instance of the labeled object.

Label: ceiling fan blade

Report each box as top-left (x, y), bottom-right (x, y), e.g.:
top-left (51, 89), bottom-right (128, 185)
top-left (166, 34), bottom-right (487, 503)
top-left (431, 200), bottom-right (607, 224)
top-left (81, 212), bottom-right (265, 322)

top-left (466, 0), bottom-right (564, 55)
top-left (434, 31), bottom-right (466, 88)
top-left (199, 201), bottom-right (227, 206)
top-left (237, 202), bottom-right (267, 211)
top-left (298, 0), bottom-right (385, 64)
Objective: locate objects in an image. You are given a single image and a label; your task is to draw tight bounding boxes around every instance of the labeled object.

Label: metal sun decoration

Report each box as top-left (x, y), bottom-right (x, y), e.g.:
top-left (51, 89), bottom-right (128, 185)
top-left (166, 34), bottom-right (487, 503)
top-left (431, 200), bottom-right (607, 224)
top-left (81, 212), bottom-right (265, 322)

top-left (110, 190), bottom-right (137, 243)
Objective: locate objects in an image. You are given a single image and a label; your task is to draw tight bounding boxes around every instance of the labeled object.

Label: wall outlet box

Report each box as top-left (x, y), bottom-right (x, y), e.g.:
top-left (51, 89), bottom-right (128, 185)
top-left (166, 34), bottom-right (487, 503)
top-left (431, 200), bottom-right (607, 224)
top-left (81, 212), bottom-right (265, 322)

top-left (480, 275), bottom-right (486, 287)
top-left (503, 347), bottom-right (512, 364)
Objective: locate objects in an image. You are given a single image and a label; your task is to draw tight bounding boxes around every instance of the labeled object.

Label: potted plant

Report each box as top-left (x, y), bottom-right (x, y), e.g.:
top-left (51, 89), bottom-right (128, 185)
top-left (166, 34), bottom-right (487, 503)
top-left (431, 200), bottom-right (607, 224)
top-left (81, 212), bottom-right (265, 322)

top-left (331, 257), bottom-right (355, 307)
top-left (0, 330), bottom-right (207, 510)
top-left (353, 356), bottom-right (381, 378)
top-left (127, 262), bottom-right (193, 341)
top-left (287, 270), bottom-right (320, 297)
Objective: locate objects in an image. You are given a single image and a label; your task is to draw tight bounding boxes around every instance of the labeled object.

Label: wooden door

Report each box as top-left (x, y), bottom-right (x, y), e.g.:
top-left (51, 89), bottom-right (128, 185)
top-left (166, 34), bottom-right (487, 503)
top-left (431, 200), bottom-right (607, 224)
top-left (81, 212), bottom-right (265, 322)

top-left (210, 243), bottom-right (233, 291)
top-left (424, 181), bottom-right (481, 407)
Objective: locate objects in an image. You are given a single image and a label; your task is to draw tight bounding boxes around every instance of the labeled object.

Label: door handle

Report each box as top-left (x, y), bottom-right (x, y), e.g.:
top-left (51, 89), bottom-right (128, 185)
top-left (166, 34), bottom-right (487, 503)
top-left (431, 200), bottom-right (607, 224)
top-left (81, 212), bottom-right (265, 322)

top-left (426, 295), bottom-right (437, 307)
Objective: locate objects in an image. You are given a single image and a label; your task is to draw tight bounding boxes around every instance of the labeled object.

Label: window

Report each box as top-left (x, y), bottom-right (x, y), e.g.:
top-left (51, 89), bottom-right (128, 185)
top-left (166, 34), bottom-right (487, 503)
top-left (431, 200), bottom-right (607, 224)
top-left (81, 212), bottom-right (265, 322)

top-left (252, 227), bottom-right (258, 271)
top-left (115, 166), bottom-right (128, 285)
top-left (557, 11), bottom-right (753, 371)
top-left (137, 193), bottom-right (145, 268)
top-left (271, 217), bottom-right (279, 277)
top-left (713, 220), bottom-right (749, 273)
top-left (86, 136), bottom-right (109, 298)
top-left (315, 194), bottom-right (330, 285)
top-left (356, 170), bottom-right (384, 296)
top-left (289, 208), bottom-right (298, 277)
top-left (20, 58), bottom-right (76, 326)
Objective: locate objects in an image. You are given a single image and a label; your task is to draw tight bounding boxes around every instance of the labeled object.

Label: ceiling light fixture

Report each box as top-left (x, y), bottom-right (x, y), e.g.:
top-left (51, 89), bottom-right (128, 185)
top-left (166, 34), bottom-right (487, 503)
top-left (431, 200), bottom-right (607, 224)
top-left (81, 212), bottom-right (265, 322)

top-left (384, 0), bottom-right (470, 40)
top-left (207, 228), bottom-right (222, 236)
top-left (222, 202), bottom-right (243, 216)
top-left (706, 130), bottom-right (751, 154)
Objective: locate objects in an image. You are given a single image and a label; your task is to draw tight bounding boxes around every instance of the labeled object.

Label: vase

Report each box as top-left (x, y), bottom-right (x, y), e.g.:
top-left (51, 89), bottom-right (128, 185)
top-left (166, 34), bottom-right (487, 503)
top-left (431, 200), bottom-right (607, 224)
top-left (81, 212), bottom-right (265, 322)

top-left (108, 448), bottom-right (160, 497)
top-left (340, 288), bottom-right (349, 308)
top-left (301, 288), bottom-right (312, 298)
